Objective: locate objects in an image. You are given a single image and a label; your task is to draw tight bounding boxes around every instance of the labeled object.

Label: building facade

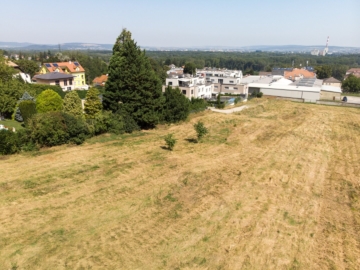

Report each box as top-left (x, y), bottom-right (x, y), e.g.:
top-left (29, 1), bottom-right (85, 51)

top-left (163, 75), bottom-right (213, 99)
top-left (196, 69), bottom-right (246, 95)
top-left (33, 72), bottom-right (75, 91)
top-left (40, 61), bottom-right (88, 90)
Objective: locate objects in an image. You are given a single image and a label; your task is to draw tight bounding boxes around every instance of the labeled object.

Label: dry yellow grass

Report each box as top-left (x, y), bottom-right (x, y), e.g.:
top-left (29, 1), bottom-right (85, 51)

top-left (1, 99), bottom-right (360, 269)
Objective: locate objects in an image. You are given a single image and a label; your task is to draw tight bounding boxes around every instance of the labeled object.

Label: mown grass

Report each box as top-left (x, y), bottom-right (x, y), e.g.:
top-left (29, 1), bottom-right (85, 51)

top-left (0, 99), bottom-right (360, 269)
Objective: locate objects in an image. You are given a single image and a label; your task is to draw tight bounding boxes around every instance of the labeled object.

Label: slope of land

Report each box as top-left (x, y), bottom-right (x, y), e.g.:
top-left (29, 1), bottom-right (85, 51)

top-left (1, 99), bottom-right (360, 269)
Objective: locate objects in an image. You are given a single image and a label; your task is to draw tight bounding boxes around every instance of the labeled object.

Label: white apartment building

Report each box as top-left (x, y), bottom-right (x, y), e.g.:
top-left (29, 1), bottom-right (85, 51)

top-left (163, 75), bottom-right (213, 99)
top-left (196, 68), bottom-right (247, 95)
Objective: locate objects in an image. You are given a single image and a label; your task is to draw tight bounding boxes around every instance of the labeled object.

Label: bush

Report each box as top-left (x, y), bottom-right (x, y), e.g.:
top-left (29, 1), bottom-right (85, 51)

top-left (24, 84), bottom-right (65, 99)
top-left (194, 121), bottom-right (208, 142)
top-left (122, 112), bottom-right (140, 133)
top-left (164, 134), bottom-right (176, 151)
top-left (88, 111), bottom-right (125, 135)
top-left (0, 130), bottom-right (21, 155)
top-left (190, 98), bottom-right (208, 113)
top-left (163, 86), bottom-right (190, 123)
top-left (234, 97), bottom-right (241, 104)
top-left (62, 113), bottom-right (90, 145)
top-left (36, 89), bottom-right (63, 113)
top-left (27, 112), bottom-right (90, 147)
top-left (256, 92), bottom-right (263, 98)
top-left (19, 100), bottom-right (37, 123)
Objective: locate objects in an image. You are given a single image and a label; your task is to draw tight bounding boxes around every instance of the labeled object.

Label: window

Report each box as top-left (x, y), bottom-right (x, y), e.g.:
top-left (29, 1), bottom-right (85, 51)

top-left (67, 87), bottom-right (71, 91)
top-left (225, 87), bottom-right (229, 89)
top-left (191, 90), bottom-right (193, 94)
top-left (229, 80), bottom-right (234, 83)
top-left (55, 80), bottom-right (60, 86)
top-left (214, 86), bottom-right (218, 88)
top-left (168, 82), bottom-right (173, 86)
top-left (69, 79), bottom-right (73, 85)
top-left (234, 87), bottom-right (238, 90)
top-left (64, 80), bottom-right (67, 86)
top-left (182, 90), bottom-right (186, 95)
top-left (81, 75), bottom-right (84, 79)
top-left (82, 81), bottom-right (84, 85)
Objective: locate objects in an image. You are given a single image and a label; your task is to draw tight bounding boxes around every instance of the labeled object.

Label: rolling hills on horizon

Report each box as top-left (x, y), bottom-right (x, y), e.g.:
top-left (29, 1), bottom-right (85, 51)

top-left (1, 41), bottom-right (359, 53)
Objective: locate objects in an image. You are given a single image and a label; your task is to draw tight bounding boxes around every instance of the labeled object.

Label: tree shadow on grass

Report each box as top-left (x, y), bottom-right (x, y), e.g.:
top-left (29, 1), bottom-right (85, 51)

top-left (185, 138), bottom-right (198, 143)
top-left (160, 146), bottom-right (171, 151)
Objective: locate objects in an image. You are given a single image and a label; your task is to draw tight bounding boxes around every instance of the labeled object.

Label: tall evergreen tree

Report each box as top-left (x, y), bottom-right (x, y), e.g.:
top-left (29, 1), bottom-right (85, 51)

top-left (84, 87), bottom-right (102, 119)
top-left (63, 91), bottom-right (83, 118)
top-left (103, 29), bottom-right (164, 129)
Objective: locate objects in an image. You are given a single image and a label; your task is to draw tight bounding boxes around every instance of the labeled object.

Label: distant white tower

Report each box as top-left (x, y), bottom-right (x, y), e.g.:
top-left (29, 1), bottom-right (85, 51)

top-left (323, 36), bottom-right (329, 56)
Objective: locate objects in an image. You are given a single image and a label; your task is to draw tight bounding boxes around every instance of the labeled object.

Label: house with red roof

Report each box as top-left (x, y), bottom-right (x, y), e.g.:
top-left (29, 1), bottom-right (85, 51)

top-left (92, 74), bottom-right (108, 87)
top-left (39, 61), bottom-right (88, 90)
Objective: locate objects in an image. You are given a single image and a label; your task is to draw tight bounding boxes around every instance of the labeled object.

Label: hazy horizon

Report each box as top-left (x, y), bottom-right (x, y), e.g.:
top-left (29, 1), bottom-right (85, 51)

top-left (1, 0), bottom-right (359, 47)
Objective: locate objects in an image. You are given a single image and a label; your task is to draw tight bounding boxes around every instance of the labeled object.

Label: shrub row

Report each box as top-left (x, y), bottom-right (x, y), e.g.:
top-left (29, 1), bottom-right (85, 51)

top-left (0, 110), bottom-right (139, 155)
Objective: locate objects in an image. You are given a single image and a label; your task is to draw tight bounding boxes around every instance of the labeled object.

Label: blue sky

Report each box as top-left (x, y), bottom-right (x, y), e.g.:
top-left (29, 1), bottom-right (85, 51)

top-left (1, 0), bottom-right (359, 47)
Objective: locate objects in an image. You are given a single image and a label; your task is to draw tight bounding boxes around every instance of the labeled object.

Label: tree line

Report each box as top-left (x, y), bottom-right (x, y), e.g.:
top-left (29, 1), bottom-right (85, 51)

top-left (0, 32), bottom-right (207, 155)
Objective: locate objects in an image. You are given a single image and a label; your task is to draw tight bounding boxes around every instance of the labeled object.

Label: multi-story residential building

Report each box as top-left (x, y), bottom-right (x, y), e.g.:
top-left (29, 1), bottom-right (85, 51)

top-left (39, 61), bottom-right (88, 90)
top-left (163, 75), bottom-right (213, 99)
top-left (196, 68), bottom-right (246, 95)
top-left (33, 72), bottom-right (75, 91)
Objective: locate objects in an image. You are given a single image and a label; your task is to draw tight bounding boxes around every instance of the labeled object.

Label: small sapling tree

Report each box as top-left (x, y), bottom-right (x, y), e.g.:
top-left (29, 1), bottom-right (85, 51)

top-left (164, 133), bottom-right (176, 151)
top-left (194, 121), bottom-right (208, 142)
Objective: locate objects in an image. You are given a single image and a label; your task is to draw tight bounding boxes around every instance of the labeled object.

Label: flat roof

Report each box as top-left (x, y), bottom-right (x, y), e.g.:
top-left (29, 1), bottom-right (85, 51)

top-left (34, 72), bottom-right (75, 80)
top-left (321, 85), bottom-right (342, 93)
top-left (248, 83), bottom-right (321, 93)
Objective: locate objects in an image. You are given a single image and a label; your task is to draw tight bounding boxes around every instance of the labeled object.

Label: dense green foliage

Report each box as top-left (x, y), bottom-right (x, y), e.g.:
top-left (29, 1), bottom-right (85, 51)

top-left (163, 86), bottom-right (190, 123)
top-left (189, 98), bottom-right (209, 112)
top-left (19, 100), bottom-right (37, 123)
top-left (15, 59), bottom-right (39, 77)
top-left (183, 62), bottom-right (196, 75)
top-left (36, 89), bottom-right (63, 113)
top-left (27, 112), bottom-right (89, 146)
top-left (315, 65), bottom-right (332, 79)
top-left (194, 121), bottom-right (208, 142)
top-left (63, 91), bottom-right (83, 118)
top-left (164, 134), bottom-right (176, 151)
top-left (146, 51), bottom-right (360, 81)
top-left (0, 130), bottom-right (22, 155)
top-left (14, 92), bottom-right (35, 122)
top-left (342, 75), bottom-right (360, 93)
top-left (84, 88), bottom-right (102, 119)
top-left (103, 29), bottom-right (164, 129)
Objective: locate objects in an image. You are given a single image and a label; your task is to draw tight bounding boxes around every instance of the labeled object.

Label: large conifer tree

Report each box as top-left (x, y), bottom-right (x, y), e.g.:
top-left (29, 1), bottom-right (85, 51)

top-left (103, 29), bottom-right (164, 129)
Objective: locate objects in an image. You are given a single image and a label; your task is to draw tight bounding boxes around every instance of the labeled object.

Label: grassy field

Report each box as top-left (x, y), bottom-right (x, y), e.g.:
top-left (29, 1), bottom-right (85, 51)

top-left (1, 99), bottom-right (360, 269)
top-left (0, 119), bottom-right (24, 131)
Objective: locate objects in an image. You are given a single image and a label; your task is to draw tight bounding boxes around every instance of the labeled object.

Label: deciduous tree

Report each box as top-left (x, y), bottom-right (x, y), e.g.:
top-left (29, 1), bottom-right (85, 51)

top-left (342, 75), bottom-right (360, 93)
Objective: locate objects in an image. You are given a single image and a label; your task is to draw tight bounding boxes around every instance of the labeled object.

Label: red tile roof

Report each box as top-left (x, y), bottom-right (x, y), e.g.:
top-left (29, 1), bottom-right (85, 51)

top-left (284, 68), bottom-right (315, 80)
top-left (93, 74), bottom-right (108, 85)
top-left (43, 61), bottom-right (85, 73)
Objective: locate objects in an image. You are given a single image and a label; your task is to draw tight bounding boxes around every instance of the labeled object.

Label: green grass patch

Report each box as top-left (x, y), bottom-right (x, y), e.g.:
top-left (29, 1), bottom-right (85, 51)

top-left (0, 120), bottom-right (24, 130)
